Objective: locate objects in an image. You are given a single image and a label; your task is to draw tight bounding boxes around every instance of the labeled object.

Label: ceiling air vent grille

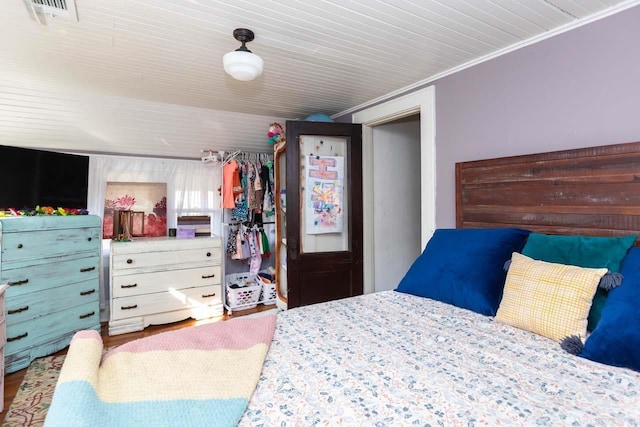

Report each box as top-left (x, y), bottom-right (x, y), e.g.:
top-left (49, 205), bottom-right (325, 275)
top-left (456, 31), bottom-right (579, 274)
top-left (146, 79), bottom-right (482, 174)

top-left (28, 0), bottom-right (78, 21)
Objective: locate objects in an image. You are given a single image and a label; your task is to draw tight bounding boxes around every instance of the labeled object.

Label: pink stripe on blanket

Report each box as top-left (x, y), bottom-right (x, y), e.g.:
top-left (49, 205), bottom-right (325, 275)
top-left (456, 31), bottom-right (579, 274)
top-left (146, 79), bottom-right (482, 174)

top-left (104, 314), bottom-right (276, 360)
top-left (72, 330), bottom-right (101, 342)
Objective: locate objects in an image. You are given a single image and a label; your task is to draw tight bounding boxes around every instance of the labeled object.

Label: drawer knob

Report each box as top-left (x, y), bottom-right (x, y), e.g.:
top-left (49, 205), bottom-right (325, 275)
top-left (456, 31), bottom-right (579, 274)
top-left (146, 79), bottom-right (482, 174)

top-left (79, 311), bottom-right (95, 319)
top-left (80, 289), bottom-right (96, 296)
top-left (121, 283), bottom-right (138, 289)
top-left (8, 279), bottom-right (29, 286)
top-left (202, 274), bottom-right (216, 279)
top-left (126, 259), bottom-right (133, 264)
top-left (80, 266), bottom-right (96, 273)
top-left (7, 332), bottom-right (28, 342)
top-left (202, 293), bottom-right (216, 298)
top-left (17, 243), bottom-right (23, 249)
top-left (8, 305), bottom-right (29, 315)
top-left (88, 237), bottom-right (92, 242)
top-left (122, 304), bottom-right (138, 310)
top-left (206, 252), bottom-right (212, 257)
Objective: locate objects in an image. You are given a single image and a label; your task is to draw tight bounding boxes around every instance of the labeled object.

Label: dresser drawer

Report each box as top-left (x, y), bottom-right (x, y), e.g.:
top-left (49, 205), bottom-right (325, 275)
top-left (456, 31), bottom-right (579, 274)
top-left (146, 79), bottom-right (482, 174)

top-left (112, 265), bottom-right (222, 298)
top-left (1, 227), bottom-right (100, 264)
top-left (3, 255), bottom-right (100, 298)
top-left (5, 301), bottom-right (99, 355)
top-left (111, 284), bottom-right (222, 321)
top-left (6, 279), bottom-right (98, 324)
top-left (111, 236), bottom-right (221, 256)
top-left (111, 247), bottom-right (221, 273)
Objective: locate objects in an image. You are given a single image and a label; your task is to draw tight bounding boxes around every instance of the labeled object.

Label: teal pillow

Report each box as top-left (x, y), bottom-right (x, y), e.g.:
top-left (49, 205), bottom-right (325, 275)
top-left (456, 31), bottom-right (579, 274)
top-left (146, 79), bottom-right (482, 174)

top-left (521, 233), bottom-right (637, 330)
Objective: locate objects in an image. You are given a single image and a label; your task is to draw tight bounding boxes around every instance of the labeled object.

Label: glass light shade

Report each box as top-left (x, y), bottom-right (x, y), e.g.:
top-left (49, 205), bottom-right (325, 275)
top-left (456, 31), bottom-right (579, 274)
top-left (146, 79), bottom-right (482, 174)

top-left (223, 50), bottom-right (264, 81)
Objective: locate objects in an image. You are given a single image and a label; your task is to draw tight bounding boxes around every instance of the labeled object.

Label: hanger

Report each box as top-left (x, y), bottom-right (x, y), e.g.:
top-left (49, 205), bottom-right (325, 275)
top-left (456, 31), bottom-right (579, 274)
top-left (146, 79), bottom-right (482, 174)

top-left (200, 150), bottom-right (219, 164)
top-left (224, 150), bottom-right (241, 165)
top-left (217, 150), bottom-right (273, 165)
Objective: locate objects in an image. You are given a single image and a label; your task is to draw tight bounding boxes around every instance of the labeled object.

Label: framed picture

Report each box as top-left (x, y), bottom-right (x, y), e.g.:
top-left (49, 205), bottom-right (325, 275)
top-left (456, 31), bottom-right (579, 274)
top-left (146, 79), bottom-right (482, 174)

top-left (103, 182), bottom-right (167, 239)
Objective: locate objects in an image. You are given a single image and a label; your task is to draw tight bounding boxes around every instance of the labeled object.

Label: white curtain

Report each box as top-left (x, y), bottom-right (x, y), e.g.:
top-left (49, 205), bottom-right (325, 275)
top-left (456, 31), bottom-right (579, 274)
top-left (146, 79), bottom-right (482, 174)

top-left (87, 154), bottom-right (222, 320)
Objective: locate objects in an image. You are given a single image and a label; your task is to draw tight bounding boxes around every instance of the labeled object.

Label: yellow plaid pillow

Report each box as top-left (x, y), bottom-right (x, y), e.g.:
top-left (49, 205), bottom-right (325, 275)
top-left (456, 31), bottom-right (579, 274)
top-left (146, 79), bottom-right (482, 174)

top-left (495, 252), bottom-right (606, 342)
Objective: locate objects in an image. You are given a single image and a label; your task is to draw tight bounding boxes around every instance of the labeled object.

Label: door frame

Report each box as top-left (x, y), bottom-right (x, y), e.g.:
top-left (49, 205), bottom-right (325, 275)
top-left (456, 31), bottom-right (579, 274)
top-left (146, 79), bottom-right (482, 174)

top-left (352, 86), bottom-right (436, 295)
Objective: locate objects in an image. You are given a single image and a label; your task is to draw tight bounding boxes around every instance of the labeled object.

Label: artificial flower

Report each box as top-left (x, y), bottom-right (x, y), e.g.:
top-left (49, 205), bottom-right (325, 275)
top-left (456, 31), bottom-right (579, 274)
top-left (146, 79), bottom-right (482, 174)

top-left (0, 206), bottom-right (88, 217)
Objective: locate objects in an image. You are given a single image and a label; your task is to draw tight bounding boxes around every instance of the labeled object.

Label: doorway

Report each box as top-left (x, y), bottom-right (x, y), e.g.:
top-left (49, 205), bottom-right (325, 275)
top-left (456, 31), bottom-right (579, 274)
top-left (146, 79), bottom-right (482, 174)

top-left (352, 86), bottom-right (436, 294)
top-left (371, 115), bottom-right (421, 292)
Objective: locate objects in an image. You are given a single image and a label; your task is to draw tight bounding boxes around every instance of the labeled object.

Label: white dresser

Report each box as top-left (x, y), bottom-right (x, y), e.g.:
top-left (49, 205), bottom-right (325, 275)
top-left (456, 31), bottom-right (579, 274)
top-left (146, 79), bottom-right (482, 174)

top-left (109, 236), bottom-right (224, 335)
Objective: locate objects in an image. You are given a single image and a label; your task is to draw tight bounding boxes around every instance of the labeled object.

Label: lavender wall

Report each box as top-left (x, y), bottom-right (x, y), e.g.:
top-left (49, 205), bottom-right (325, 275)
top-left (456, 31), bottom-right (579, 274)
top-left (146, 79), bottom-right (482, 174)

top-left (434, 5), bottom-right (640, 227)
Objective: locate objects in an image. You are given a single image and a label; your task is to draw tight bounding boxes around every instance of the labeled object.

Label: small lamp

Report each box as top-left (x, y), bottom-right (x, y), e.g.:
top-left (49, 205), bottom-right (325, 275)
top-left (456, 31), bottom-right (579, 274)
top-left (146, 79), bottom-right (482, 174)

top-left (223, 28), bottom-right (264, 81)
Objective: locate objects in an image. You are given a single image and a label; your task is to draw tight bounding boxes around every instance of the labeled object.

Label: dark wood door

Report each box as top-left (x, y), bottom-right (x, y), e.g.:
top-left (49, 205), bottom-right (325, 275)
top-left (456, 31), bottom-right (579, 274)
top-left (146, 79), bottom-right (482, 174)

top-left (285, 120), bottom-right (363, 308)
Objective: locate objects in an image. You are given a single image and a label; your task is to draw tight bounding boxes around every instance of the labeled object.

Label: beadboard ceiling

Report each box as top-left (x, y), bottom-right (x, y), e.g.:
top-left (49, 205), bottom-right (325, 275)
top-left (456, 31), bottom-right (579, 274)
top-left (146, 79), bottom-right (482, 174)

top-left (0, 0), bottom-right (637, 159)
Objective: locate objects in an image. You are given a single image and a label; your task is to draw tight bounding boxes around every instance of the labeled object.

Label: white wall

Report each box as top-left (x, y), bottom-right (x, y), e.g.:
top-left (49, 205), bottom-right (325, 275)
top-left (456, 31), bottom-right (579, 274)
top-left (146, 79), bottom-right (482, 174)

top-left (372, 116), bottom-right (421, 291)
top-left (0, 75), bottom-right (287, 159)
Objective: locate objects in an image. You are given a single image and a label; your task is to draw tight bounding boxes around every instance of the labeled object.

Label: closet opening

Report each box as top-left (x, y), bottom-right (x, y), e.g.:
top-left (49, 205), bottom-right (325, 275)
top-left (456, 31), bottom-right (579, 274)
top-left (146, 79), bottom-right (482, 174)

top-left (352, 85), bottom-right (436, 296)
top-left (371, 114), bottom-right (422, 292)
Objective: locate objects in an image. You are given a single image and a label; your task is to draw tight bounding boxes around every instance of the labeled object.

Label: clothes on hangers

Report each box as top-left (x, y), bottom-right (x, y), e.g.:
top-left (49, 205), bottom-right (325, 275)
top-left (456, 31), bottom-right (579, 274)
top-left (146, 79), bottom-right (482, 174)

top-left (247, 229), bottom-right (261, 275)
top-left (260, 229), bottom-right (271, 257)
top-left (226, 223), bottom-right (271, 267)
top-left (262, 160), bottom-right (274, 217)
top-left (223, 151), bottom-right (275, 271)
top-left (222, 159), bottom-right (239, 209)
top-left (230, 163), bottom-right (249, 222)
top-left (224, 152), bottom-right (275, 220)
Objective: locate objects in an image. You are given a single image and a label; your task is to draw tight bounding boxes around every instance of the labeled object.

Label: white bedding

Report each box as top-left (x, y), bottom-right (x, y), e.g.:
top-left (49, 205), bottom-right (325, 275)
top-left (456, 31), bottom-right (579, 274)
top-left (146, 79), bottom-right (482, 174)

top-left (240, 291), bottom-right (640, 426)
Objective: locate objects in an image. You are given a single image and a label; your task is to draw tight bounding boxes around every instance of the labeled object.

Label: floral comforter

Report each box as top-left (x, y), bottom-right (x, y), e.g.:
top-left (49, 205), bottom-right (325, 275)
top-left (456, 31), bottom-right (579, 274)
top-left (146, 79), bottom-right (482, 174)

top-left (240, 291), bottom-right (640, 426)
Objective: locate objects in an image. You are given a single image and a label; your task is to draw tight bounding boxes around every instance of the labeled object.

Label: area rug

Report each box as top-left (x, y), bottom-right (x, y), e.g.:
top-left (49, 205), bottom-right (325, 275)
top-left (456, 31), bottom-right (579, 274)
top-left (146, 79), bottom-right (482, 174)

top-left (2, 355), bottom-right (66, 427)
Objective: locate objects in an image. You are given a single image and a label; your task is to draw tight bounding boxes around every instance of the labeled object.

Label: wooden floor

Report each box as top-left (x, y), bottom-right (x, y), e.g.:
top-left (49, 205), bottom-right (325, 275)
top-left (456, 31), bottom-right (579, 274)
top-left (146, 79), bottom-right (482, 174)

top-left (1, 305), bottom-right (272, 419)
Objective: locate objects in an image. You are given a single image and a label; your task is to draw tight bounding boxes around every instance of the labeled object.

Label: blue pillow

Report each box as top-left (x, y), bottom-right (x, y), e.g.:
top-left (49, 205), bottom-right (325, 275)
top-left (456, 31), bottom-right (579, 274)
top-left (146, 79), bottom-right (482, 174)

top-left (580, 247), bottom-right (640, 371)
top-left (395, 228), bottom-right (530, 316)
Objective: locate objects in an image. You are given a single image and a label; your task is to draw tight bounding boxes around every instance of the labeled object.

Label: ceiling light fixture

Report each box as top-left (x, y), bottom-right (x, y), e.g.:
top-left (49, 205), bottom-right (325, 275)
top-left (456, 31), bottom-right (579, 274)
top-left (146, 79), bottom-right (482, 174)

top-left (223, 28), bottom-right (264, 81)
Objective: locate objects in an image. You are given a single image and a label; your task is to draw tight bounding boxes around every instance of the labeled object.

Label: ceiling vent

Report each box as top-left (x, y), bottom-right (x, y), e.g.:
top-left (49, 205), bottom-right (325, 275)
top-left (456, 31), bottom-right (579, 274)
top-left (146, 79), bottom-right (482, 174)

top-left (26, 0), bottom-right (78, 22)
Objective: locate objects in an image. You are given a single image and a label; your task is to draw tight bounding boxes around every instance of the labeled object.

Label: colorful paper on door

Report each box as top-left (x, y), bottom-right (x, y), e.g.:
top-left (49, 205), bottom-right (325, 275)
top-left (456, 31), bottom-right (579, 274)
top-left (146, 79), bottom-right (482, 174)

top-left (305, 156), bottom-right (344, 234)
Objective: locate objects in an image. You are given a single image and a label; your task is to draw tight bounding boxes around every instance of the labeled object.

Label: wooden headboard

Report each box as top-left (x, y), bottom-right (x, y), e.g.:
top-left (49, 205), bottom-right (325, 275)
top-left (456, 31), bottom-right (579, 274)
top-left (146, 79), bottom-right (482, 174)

top-left (456, 141), bottom-right (640, 240)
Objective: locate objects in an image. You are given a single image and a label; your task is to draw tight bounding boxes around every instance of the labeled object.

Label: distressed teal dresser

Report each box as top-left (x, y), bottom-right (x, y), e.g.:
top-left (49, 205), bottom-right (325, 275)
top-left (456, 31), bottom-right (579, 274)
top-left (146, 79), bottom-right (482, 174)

top-left (0, 215), bottom-right (102, 373)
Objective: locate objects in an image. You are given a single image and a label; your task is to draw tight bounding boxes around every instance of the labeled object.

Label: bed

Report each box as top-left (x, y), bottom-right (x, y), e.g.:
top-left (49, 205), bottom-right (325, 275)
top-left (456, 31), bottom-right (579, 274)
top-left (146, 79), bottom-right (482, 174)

top-left (242, 140), bottom-right (640, 425)
top-left (240, 291), bottom-right (640, 425)
top-left (45, 141), bottom-right (640, 426)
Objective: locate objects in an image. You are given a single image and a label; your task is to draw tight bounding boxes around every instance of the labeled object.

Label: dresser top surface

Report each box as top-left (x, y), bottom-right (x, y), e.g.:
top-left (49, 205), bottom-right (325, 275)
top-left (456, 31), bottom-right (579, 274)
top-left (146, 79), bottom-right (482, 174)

top-left (0, 215), bottom-right (101, 231)
top-left (112, 235), bottom-right (220, 243)
top-left (110, 235), bottom-right (221, 253)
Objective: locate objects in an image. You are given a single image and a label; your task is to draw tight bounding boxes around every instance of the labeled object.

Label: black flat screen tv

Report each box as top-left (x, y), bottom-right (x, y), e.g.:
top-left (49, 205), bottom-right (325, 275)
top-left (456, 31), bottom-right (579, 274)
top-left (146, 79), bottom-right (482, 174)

top-left (0, 145), bottom-right (89, 210)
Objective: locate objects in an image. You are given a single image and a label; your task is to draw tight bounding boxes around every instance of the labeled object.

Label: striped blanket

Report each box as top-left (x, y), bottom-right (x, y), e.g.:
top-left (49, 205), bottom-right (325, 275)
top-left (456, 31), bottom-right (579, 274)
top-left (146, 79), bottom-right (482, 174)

top-left (44, 314), bottom-right (276, 427)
